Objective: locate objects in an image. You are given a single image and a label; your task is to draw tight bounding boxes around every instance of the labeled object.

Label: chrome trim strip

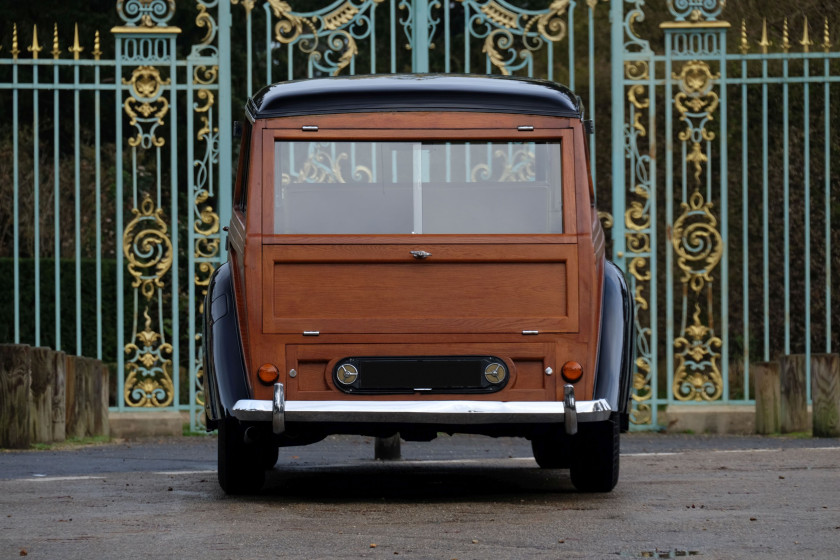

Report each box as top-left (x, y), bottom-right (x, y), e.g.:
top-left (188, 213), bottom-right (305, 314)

top-left (232, 393), bottom-right (612, 426)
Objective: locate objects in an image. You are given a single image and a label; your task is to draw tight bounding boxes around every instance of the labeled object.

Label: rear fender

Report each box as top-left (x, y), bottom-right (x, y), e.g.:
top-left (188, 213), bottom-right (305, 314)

top-left (203, 262), bottom-right (251, 429)
top-left (593, 260), bottom-right (635, 420)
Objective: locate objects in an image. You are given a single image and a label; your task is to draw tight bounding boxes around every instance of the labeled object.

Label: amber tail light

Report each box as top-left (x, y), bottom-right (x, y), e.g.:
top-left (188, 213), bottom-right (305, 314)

top-left (560, 361), bottom-right (583, 384)
top-left (258, 363), bottom-right (280, 385)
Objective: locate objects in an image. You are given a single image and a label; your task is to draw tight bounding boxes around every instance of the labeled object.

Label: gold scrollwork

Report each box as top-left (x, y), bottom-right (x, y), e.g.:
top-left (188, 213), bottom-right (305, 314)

top-left (671, 190), bottom-right (723, 294)
top-left (123, 65), bottom-right (171, 148)
top-left (673, 60), bottom-right (720, 185)
top-left (194, 191), bottom-right (220, 237)
top-left (533, 0), bottom-right (571, 42)
top-left (123, 196), bottom-right (173, 301)
top-left (268, 0), bottom-right (318, 45)
top-left (324, 2), bottom-right (361, 30)
top-left (481, 1), bottom-right (519, 29)
top-left (673, 304), bottom-right (723, 401)
top-left (124, 309), bottom-right (174, 408)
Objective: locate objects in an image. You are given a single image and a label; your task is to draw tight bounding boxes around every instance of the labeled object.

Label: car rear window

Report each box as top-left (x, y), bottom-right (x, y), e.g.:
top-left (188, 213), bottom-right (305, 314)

top-left (273, 141), bottom-right (564, 234)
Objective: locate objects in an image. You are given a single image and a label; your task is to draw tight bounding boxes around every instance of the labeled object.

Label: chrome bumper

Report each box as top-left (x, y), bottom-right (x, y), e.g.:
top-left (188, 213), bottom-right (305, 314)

top-left (231, 383), bottom-right (611, 436)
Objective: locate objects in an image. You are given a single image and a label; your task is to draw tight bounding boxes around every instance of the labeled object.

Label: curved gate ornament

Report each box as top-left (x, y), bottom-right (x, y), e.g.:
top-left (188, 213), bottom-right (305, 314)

top-left (112, 0), bottom-right (227, 426)
top-left (616, 0), bottom-right (730, 424)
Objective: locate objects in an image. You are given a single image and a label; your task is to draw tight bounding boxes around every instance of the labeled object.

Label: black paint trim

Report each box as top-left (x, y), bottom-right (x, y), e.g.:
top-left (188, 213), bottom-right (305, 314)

top-left (247, 74), bottom-right (582, 120)
top-left (593, 261), bottom-right (635, 419)
top-left (203, 263), bottom-right (251, 429)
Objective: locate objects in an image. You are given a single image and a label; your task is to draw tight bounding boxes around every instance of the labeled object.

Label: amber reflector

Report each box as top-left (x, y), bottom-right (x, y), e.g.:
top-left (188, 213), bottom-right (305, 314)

top-left (561, 361), bottom-right (583, 384)
top-left (258, 363), bottom-right (280, 385)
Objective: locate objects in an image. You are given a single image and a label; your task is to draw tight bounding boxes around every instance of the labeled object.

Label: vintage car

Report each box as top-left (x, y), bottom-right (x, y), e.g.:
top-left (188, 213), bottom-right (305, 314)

top-left (203, 74), bottom-right (634, 494)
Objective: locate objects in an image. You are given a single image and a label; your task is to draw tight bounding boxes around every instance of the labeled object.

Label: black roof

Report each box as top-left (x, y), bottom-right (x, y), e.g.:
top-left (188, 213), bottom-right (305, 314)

top-left (246, 74), bottom-right (581, 120)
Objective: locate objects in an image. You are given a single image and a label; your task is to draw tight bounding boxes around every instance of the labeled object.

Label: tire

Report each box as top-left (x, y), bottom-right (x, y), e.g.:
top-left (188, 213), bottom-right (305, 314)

top-left (531, 429), bottom-right (570, 469)
top-left (217, 416), bottom-right (267, 495)
top-left (569, 413), bottom-right (620, 492)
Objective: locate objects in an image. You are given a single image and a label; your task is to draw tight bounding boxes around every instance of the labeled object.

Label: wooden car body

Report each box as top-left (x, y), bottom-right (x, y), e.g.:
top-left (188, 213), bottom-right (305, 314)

top-left (204, 75), bottom-right (634, 493)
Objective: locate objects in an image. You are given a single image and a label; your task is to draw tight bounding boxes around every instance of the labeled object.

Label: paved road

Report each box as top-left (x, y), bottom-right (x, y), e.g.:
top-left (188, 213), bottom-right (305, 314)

top-left (1, 433), bottom-right (839, 559)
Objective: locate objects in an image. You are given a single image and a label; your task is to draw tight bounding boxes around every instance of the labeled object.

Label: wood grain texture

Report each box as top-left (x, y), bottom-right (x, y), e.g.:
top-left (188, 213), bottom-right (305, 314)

top-left (811, 353), bottom-right (840, 438)
top-left (779, 354), bottom-right (809, 433)
top-left (30, 347), bottom-right (58, 444)
top-left (0, 344), bottom-right (32, 449)
top-left (753, 361), bottom-right (781, 435)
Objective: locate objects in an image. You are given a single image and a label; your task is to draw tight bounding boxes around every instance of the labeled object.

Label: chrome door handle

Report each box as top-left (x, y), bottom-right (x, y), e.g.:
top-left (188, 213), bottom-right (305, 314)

top-left (410, 250), bottom-right (431, 260)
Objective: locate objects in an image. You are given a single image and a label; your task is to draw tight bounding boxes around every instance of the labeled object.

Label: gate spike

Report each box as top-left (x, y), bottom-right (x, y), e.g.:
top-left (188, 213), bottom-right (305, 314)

top-left (51, 23), bottom-right (61, 60)
top-left (824, 18), bottom-right (832, 52)
top-left (11, 23), bottom-right (20, 59)
top-left (801, 16), bottom-right (813, 53)
top-left (782, 17), bottom-right (791, 52)
top-left (69, 23), bottom-right (84, 60)
top-left (759, 19), bottom-right (771, 53)
top-left (739, 19), bottom-right (749, 54)
top-left (93, 30), bottom-right (102, 60)
top-left (27, 24), bottom-right (43, 59)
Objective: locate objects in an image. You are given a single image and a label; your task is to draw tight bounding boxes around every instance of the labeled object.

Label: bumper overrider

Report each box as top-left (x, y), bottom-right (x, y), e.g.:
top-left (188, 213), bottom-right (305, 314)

top-left (231, 383), bottom-right (612, 436)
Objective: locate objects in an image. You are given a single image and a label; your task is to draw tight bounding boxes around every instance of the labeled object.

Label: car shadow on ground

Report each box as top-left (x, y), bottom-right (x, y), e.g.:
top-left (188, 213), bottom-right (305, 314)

top-left (256, 460), bottom-right (591, 502)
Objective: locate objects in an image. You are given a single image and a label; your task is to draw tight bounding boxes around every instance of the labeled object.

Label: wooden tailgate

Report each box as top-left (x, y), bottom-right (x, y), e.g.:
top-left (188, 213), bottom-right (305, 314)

top-left (261, 242), bottom-right (579, 335)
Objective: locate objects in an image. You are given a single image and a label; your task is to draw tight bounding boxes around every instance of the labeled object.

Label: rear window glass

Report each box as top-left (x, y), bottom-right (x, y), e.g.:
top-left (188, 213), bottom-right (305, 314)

top-left (273, 141), bottom-right (563, 234)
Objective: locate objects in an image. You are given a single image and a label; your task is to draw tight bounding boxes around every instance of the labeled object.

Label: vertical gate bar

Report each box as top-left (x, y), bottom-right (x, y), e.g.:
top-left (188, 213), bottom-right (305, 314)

top-left (761, 56), bottom-right (769, 361)
top-left (33, 63), bottom-right (40, 348)
top-left (825, 56), bottom-right (832, 353)
top-left (74, 63), bottom-right (82, 357)
top-left (547, 38), bottom-right (553, 82)
top-left (12, 61), bottom-right (20, 343)
top-left (664, 32), bottom-right (674, 405)
top-left (804, 54), bottom-right (811, 401)
top-left (288, 44), bottom-right (293, 81)
top-left (219, 1), bottom-right (233, 258)
top-left (187, 57), bottom-right (196, 427)
top-left (567, 1), bottom-right (574, 91)
top-left (412, 0), bottom-right (429, 72)
top-left (783, 57), bottom-right (790, 355)
top-left (246, 3), bottom-right (253, 99)
top-left (587, 3), bottom-right (596, 192)
top-left (719, 32), bottom-right (729, 401)
top-left (53, 61), bottom-right (61, 351)
top-left (169, 35), bottom-right (180, 409)
top-left (371, 4), bottom-right (377, 73)
top-left (390, 0), bottom-right (396, 74)
top-left (741, 56), bottom-right (749, 398)
top-left (608, 0), bottom-right (625, 271)
top-left (115, 38), bottom-right (125, 409)
top-left (444, 0), bottom-right (450, 73)
top-left (264, 4), bottom-right (272, 85)
top-left (648, 54), bottom-right (658, 425)
top-left (463, 3), bottom-right (470, 74)
top-left (95, 57), bottom-right (103, 359)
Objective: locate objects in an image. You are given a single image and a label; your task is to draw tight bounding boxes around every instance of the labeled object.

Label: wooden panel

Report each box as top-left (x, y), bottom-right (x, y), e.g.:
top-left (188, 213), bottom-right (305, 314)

top-left (263, 243), bottom-right (578, 335)
top-left (284, 342), bottom-right (555, 401)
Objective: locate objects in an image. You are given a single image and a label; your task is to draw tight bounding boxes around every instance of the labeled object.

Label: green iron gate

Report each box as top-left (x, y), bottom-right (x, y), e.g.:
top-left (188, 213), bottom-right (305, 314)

top-left (2, 1), bottom-right (837, 432)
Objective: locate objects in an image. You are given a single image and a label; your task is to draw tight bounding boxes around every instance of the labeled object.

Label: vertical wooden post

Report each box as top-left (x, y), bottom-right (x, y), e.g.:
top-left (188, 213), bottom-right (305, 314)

top-left (779, 354), bottom-right (809, 433)
top-left (0, 344), bottom-right (32, 449)
top-left (30, 347), bottom-right (56, 444)
top-left (811, 354), bottom-right (840, 437)
top-left (753, 361), bottom-right (781, 434)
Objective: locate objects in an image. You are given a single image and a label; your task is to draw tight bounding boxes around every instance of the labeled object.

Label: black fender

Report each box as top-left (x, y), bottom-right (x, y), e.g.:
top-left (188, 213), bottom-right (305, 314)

top-left (203, 262), bottom-right (251, 430)
top-left (593, 260), bottom-right (635, 430)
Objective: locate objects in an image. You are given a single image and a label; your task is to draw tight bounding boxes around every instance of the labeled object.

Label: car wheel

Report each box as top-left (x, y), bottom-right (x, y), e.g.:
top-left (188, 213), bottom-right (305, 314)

top-left (569, 413), bottom-right (619, 492)
top-left (218, 415), bottom-right (267, 495)
top-left (531, 429), bottom-right (570, 469)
